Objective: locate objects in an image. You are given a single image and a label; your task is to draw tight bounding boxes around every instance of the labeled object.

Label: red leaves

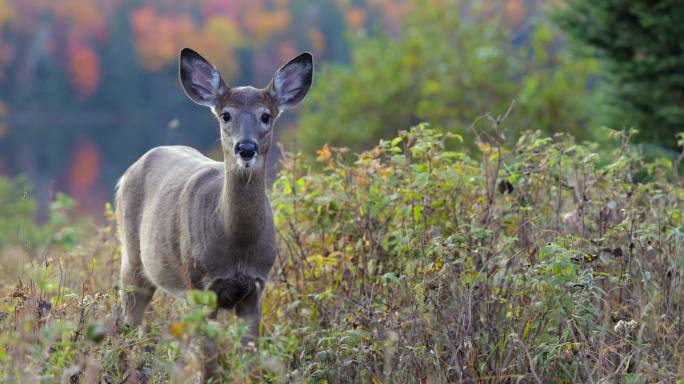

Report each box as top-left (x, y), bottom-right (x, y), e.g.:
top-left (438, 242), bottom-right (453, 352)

top-left (68, 139), bottom-right (101, 197)
top-left (68, 37), bottom-right (100, 98)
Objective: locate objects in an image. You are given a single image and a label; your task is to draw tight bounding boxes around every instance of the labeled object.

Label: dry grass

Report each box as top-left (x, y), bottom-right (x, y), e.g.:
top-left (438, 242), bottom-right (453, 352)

top-left (1, 124), bottom-right (683, 383)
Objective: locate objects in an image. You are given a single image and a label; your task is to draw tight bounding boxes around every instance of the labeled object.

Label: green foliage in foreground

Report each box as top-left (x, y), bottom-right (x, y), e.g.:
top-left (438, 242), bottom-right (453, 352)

top-left (0, 176), bottom-right (86, 253)
top-left (297, 0), bottom-right (598, 155)
top-left (555, 0), bottom-right (684, 148)
top-left (1, 124), bottom-right (684, 383)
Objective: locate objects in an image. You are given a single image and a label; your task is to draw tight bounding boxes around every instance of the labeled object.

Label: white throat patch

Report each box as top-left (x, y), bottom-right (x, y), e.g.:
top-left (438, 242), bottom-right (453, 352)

top-left (237, 156), bottom-right (257, 169)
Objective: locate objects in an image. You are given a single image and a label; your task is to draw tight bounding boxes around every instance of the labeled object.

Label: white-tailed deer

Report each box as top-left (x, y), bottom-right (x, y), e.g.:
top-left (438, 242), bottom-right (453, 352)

top-left (115, 48), bottom-right (312, 345)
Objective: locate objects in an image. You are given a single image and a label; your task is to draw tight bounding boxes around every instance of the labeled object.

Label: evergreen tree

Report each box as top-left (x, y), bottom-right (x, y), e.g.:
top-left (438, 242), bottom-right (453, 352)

top-left (556, 1), bottom-right (684, 148)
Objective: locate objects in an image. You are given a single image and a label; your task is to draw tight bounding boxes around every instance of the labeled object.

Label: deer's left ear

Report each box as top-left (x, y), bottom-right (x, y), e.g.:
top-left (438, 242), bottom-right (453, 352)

top-left (268, 52), bottom-right (313, 111)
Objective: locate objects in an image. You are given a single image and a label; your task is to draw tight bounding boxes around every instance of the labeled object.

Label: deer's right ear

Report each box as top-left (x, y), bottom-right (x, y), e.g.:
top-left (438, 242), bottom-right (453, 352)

top-left (179, 48), bottom-right (228, 108)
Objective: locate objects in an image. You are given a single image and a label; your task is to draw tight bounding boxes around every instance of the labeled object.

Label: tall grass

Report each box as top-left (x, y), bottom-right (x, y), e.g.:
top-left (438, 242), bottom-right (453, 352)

top-left (1, 121), bottom-right (682, 383)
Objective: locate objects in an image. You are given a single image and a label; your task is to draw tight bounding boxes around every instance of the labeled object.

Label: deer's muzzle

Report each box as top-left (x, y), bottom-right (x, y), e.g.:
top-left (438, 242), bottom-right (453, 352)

top-left (234, 141), bottom-right (258, 160)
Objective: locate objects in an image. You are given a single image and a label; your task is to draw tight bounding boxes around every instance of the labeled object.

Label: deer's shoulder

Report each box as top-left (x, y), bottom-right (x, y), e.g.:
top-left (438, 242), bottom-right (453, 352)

top-left (120, 146), bottom-right (221, 195)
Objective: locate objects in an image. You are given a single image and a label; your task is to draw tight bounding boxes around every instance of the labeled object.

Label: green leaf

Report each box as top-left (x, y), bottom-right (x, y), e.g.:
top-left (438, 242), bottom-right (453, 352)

top-left (413, 205), bottom-right (422, 223)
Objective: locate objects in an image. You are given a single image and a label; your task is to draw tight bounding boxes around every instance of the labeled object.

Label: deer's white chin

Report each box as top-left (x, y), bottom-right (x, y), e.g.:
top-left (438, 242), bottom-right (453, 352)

top-left (236, 157), bottom-right (257, 169)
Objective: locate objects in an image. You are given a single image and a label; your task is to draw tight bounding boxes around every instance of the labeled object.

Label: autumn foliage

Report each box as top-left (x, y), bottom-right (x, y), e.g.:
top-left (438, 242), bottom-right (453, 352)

top-left (0, 0), bottom-right (421, 97)
top-left (0, 0), bottom-right (434, 205)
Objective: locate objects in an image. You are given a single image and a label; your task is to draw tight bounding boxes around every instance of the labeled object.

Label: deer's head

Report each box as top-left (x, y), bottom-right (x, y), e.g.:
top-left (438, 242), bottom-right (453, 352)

top-left (179, 48), bottom-right (313, 169)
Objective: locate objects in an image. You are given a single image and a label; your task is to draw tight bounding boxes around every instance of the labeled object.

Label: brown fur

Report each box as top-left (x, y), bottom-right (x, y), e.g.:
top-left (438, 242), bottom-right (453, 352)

top-left (115, 48), bottom-right (313, 350)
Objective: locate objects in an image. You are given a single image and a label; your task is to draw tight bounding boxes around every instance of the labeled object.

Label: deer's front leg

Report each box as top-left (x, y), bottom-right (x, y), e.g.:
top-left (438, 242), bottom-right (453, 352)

top-left (235, 279), bottom-right (263, 347)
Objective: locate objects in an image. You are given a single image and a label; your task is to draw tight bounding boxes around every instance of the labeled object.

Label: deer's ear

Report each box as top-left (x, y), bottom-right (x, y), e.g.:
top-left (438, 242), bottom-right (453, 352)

top-left (269, 52), bottom-right (313, 111)
top-left (179, 48), bottom-right (228, 108)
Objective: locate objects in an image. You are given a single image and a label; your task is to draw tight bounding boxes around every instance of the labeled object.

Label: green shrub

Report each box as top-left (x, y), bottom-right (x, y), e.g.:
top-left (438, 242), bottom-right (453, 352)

top-left (296, 0), bottom-right (598, 155)
top-left (1, 124), bottom-right (682, 382)
top-left (270, 122), bottom-right (683, 382)
top-left (0, 175), bottom-right (84, 253)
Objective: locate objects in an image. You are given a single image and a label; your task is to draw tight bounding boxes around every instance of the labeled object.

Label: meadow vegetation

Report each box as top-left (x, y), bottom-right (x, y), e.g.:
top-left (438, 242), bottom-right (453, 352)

top-left (1, 116), bottom-right (683, 383)
top-left (297, 3), bottom-right (599, 155)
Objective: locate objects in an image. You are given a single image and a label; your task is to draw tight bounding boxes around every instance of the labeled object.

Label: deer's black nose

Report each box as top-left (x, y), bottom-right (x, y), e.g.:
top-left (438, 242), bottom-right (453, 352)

top-left (234, 141), bottom-right (258, 160)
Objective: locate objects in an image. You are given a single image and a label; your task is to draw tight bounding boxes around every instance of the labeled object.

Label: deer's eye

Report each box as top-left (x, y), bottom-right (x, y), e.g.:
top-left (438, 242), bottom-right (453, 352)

top-left (221, 112), bottom-right (231, 123)
top-left (260, 113), bottom-right (271, 125)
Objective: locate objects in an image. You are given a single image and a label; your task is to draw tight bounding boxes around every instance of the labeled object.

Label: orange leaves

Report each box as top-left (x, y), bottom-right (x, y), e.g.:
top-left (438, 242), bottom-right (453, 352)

top-left (131, 6), bottom-right (241, 77)
top-left (131, 6), bottom-right (194, 71)
top-left (308, 27), bottom-right (326, 56)
top-left (247, 9), bottom-right (290, 43)
top-left (316, 143), bottom-right (332, 162)
top-left (0, 1), bottom-right (14, 82)
top-left (240, 0), bottom-right (290, 44)
top-left (201, 16), bottom-right (243, 77)
top-left (337, 0), bottom-right (366, 32)
top-left (278, 40), bottom-right (298, 64)
top-left (0, 0), bottom-right (430, 100)
top-left (345, 7), bottom-right (366, 32)
top-left (52, 0), bottom-right (106, 42)
top-left (504, 0), bottom-right (527, 26)
top-left (0, 0), bottom-right (15, 26)
top-left (169, 322), bottom-right (185, 337)
top-left (68, 139), bottom-right (101, 197)
top-left (3, 0), bottom-right (106, 95)
top-left (68, 37), bottom-right (100, 98)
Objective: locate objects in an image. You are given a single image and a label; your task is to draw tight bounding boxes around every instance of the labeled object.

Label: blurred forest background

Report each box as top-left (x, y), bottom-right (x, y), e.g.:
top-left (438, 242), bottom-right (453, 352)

top-left (0, 0), bottom-right (681, 220)
top-left (2, 1), bottom-right (684, 381)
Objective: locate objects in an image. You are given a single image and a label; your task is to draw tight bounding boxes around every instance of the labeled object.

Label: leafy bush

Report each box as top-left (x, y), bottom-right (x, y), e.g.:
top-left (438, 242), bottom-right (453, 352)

top-left (271, 123), bottom-right (683, 382)
top-left (1, 123), bottom-right (683, 382)
top-left (0, 176), bottom-right (85, 255)
top-left (296, 0), bottom-right (599, 155)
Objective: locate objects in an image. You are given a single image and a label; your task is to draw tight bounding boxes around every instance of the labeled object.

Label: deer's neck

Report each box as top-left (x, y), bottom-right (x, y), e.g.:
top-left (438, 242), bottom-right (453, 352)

top-left (220, 158), bottom-right (268, 243)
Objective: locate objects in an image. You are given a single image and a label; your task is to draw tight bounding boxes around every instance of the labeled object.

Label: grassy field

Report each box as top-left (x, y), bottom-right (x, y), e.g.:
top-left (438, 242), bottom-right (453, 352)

top-left (1, 122), bottom-right (683, 383)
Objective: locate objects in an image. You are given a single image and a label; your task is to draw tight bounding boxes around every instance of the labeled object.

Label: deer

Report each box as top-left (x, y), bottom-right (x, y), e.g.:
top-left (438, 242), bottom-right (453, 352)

top-left (115, 48), bottom-right (313, 356)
